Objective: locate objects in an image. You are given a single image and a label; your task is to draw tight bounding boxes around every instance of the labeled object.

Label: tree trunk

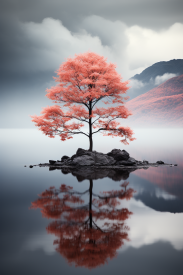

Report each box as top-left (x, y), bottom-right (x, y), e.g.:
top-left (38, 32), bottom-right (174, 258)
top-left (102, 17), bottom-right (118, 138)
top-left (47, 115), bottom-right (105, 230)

top-left (89, 179), bottom-right (93, 229)
top-left (89, 100), bottom-right (93, 151)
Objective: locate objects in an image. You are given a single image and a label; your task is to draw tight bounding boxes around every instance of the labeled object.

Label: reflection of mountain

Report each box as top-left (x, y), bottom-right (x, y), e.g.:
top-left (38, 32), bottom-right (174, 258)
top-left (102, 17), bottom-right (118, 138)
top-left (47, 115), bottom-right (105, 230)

top-left (135, 192), bottom-right (183, 213)
top-left (134, 165), bottom-right (183, 199)
top-left (126, 74), bottom-right (183, 127)
top-left (31, 181), bottom-right (135, 269)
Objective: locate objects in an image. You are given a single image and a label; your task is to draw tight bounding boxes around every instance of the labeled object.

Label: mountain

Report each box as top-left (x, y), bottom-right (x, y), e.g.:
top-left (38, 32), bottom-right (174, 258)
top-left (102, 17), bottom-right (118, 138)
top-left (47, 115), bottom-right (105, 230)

top-left (132, 59), bottom-right (183, 83)
top-left (128, 59), bottom-right (183, 100)
top-left (125, 74), bottom-right (183, 127)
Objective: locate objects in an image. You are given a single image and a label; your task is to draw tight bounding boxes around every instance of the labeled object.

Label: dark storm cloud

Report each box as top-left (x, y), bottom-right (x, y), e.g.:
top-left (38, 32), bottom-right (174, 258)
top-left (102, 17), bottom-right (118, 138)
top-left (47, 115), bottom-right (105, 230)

top-left (1, 0), bottom-right (183, 30)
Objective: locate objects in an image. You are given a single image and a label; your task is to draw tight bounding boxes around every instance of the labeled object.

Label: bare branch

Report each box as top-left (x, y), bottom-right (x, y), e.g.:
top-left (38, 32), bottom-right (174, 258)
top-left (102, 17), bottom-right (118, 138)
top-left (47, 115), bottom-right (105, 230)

top-left (92, 128), bottom-right (106, 135)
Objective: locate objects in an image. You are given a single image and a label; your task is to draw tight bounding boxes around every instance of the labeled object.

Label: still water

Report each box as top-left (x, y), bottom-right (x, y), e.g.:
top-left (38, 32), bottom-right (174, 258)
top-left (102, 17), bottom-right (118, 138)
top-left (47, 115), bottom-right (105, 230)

top-left (1, 129), bottom-right (183, 274)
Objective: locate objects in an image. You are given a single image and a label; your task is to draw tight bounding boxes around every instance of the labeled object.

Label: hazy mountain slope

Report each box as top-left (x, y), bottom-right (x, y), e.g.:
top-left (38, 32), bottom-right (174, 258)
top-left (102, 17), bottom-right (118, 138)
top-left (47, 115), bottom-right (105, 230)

top-left (128, 59), bottom-right (183, 100)
top-left (132, 59), bottom-right (183, 83)
top-left (126, 74), bottom-right (183, 127)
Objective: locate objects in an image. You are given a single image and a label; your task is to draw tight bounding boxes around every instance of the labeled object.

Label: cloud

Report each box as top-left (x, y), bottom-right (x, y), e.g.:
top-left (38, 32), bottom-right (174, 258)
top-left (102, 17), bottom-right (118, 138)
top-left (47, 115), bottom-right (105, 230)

top-left (19, 17), bottom-right (183, 80)
top-left (119, 198), bottom-right (183, 251)
top-left (24, 232), bottom-right (56, 255)
top-left (125, 23), bottom-right (183, 72)
top-left (130, 79), bottom-right (145, 89)
top-left (20, 17), bottom-right (111, 73)
top-left (155, 189), bottom-right (176, 200)
top-left (81, 15), bottom-right (127, 48)
top-left (154, 73), bottom-right (178, 85)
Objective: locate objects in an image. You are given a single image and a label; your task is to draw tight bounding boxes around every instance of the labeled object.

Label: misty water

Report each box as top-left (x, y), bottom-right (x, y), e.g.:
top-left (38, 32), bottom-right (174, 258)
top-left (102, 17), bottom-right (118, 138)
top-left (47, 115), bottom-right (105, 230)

top-left (1, 128), bottom-right (183, 275)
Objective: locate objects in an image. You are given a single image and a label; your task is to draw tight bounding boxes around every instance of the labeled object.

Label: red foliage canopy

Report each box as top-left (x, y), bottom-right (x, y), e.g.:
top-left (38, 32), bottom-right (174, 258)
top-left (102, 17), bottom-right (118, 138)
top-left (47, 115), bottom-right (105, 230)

top-left (31, 52), bottom-right (135, 150)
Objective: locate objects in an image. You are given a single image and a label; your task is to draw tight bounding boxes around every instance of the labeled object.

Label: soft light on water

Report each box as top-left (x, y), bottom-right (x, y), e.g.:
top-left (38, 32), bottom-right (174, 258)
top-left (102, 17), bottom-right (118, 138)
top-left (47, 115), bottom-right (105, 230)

top-left (1, 128), bottom-right (183, 275)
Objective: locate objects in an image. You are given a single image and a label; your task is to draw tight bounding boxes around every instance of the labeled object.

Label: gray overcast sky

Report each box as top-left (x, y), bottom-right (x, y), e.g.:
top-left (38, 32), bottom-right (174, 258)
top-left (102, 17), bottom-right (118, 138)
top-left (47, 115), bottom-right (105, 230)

top-left (1, 0), bottom-right (183, 29)
top-left (0, 0), bottom-right (183, 127)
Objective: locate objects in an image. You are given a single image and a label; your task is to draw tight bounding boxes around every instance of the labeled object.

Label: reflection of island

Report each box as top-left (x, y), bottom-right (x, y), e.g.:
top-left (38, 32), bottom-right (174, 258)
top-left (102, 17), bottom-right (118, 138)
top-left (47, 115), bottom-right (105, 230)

top-left (59, 166), bottom-right (137, 181)
top-left (31, 180), bottom-right (135, 269)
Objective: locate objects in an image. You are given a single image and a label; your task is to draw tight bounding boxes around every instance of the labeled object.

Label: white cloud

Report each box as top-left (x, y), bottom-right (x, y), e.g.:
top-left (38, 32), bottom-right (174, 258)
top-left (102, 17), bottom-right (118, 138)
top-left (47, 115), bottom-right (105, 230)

top-left (24, 232), bottom-right (56, 255)
top-left (20, 17), bottom-right (112, 73)
top-left (155, 189), bottom-right (176, 200)
top-left (119, 198), bottom-right (183, 251)
top-left (154, 73), bottom-right (178, 85)
top-left (20, 18), bottom-right (183, 80)
top-left (125, 23), bottom-right (183, 72)
top-left (130, 79), bottom-right (145, 89)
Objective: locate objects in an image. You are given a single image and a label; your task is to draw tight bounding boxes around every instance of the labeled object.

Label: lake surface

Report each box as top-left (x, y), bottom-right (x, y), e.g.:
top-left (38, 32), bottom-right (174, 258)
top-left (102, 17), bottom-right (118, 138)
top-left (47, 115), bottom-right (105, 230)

top-left (1, 128), bottom-right (183, 275)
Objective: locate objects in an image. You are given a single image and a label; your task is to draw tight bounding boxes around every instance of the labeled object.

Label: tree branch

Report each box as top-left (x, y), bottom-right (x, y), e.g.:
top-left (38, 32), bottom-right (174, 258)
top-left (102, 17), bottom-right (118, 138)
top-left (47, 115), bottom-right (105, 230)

top-left (92, 128), bottom-right (106, 135)
top-left (54, 127), bottom-right (89, 137)
top-left (64, 115), bottom-right (89, 124)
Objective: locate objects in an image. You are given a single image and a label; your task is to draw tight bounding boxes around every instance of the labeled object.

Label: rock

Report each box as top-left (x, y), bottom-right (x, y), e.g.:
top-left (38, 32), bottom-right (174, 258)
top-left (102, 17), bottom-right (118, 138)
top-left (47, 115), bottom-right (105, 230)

top-left (92, 152), bottom-right (115, 165)
top-left (114, 151), bottom-right (129, 161)
top-left (71, 154), bottom-right (77, 160)
top-left (61, 155), bottom-right (70, 162)
top-left (128, 157), bottom-right (137, 163)
top-left (29, 165), bottom-right (33, 168)
top-left (136, 161), bottom-right (143, 165)
top-left (74, 148), bottom-right (116, 165)
top-left (72, 155), bottom-right (95, 166)
top-left (54, 161), bottom-right (64, 166)
top-left (107, 149), bottom-right (130, 161)
top-left (76, 148), bottom-right (91, 156)
top-left (64, 158), bottom-right (72, 165)
top-left (49, 160), bottom-right (56, 165)
top-left (116, 159), bottom-right (136, 166)
top-left (156, 160), bottom-right (164, 164)
top-left (107, 149), bottom-right (121, 157)
top-left (143, 160), bottom-right (149, 164)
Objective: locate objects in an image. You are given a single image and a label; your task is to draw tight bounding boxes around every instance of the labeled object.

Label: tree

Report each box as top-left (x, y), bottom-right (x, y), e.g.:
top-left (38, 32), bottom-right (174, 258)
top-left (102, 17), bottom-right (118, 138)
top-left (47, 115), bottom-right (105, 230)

top-left (30, 181), bottom-right (135, 269)
top-left (31, 52), bottom-right (135, 151)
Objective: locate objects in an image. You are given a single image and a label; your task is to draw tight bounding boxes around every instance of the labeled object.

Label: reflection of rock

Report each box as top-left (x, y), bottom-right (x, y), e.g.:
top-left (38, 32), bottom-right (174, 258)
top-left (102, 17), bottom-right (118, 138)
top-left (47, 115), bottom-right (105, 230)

top-left (49, 160), bottom-right (56, 165)
top-left (60, 166), bottom-right (136, 181)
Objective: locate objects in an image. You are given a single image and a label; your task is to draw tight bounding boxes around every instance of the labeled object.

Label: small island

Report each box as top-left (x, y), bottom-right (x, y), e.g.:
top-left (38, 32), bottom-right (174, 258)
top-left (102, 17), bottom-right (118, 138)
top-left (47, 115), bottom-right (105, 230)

top-left (29, 148), bottom-right (177, 173)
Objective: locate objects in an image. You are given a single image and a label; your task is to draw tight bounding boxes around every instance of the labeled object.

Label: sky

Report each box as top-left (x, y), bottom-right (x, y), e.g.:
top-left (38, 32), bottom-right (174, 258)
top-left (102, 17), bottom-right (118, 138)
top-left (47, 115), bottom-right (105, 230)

top-left (1, 0), bottom-right (183, 128)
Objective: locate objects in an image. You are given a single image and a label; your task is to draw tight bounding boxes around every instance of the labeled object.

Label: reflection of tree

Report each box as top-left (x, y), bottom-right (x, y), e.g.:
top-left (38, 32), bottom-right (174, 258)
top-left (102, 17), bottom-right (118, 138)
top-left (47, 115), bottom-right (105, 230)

top-left (31, 180), bottom-right (135, 269)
